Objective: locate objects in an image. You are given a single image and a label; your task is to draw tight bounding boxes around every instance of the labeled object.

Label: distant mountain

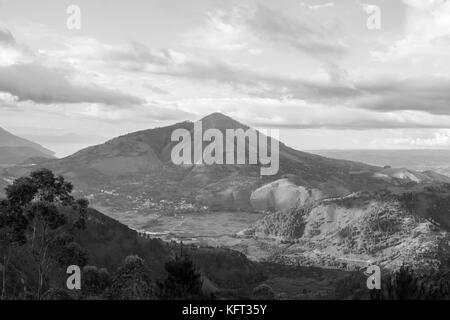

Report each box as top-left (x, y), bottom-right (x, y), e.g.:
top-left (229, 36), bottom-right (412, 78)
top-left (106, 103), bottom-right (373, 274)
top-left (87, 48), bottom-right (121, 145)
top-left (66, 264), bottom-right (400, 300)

top-left (3, 113), bottom-right (450, 278)
top-left (0, 126), bottom-right (55, 165)
top-left (310, 149), bottom-right (450, 177)
top-left (372, 167), bottom-right (450, 184)
top-left (2, 113), bottom-right (448, 213)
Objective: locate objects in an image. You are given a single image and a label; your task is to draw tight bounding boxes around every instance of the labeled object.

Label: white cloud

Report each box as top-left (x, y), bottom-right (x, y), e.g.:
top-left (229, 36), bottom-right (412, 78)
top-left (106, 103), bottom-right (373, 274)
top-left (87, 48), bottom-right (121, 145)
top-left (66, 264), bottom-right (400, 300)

top-left (0, 27), bottom-right (34, 66)
top-left (184, 4), bottom-right (348, 59)
top-left (372, 0), bottom-right (450, 69)
top-left (382, 129), bottom-right (450, 147)
top-left (0, 62), bottom-right (144, 106)
top-left (300, 2), bottom-right (335, 10)
top-left (184, 8), bottom-right (249, 52)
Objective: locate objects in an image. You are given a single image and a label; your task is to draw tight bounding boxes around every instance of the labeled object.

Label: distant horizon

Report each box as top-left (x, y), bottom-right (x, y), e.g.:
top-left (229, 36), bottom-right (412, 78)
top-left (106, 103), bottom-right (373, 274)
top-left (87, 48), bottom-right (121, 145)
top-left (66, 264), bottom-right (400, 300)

top-left (4, 119), bottom-right (450, 159)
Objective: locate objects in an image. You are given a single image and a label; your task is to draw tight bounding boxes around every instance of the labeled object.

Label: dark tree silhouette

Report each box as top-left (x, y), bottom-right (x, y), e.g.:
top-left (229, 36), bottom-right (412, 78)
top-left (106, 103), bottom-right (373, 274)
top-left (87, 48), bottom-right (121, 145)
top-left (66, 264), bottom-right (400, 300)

top-left (109, 255), bottom-right (155, 300)
top-left (0, 169), bottom-right (88, 299)
top-left (374, 264), bottom-right (450, 300)
top-left (157, 253), bottom-right (208, 300)
top-left (82, 265), bottom-right (111, 298)
top-left (0, 198), bottom-right (28, 299)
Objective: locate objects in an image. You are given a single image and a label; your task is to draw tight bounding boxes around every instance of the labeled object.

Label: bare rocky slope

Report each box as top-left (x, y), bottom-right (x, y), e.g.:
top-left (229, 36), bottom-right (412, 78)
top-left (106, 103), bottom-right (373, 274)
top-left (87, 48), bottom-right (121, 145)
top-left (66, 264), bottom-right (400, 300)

top-left (241, 184), bottom-right (450, 272)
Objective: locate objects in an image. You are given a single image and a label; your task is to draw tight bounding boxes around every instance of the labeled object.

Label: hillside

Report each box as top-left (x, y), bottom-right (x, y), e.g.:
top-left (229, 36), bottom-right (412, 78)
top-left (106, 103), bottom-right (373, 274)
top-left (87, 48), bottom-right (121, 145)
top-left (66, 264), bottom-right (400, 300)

top-left (2, 113), bottom-right (449, 217)
top-left (0, 126), bottom-right (54, 166)
top-left (241, 185), bottom-right (450, 272)
top-left (0, 180), bottom-right (371, 300)
top-left (2, 116), bottom-right (450, 298)
top-left (0, 113), bottom-right (421, 213)
top-left (0, 146), bottom-right (54, 166)
top-left (76, 208), bottom-right (265, 292)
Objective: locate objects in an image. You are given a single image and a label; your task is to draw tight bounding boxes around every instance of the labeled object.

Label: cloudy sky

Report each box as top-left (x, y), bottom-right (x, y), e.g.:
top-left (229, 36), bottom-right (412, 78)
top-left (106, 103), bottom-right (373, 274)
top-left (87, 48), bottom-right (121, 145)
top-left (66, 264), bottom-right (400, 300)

top-left (1, 0), bottom-right (450, 157)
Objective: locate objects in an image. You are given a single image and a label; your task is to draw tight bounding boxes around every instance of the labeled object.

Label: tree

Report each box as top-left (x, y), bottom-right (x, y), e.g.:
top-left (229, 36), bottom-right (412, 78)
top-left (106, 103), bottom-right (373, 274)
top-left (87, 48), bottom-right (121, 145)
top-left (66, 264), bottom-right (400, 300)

top-left (0, 169), bottom-right (88, 299)
top-left (0, 199), bottom-right (28, 299)
top-left (82, 265), bottom-right (111, 298)
top-left (157, 254), bottom-right (208, 300)
top-left (50, 234), bottom-right (88, 268)
top-left (109, 255), bottom-right (155, 300)
top-left (375, 264), bottom-right (450, 300)
top-left (252, 283), bottom-right (276, 300)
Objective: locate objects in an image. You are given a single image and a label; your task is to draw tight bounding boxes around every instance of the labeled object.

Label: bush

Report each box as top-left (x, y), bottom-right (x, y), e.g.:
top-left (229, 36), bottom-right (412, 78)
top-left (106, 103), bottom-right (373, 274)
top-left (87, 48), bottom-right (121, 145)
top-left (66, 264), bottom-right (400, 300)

top-left (252, 284), bottom-right (276, 300)
top-left (375, 264), bottom-right (450, 300)
top-left (109, 255), bottom-right (155, 300)
top-left (157, 254), bottom-right (210, 300)
top-left (82, 266), bottom-right (111, 297)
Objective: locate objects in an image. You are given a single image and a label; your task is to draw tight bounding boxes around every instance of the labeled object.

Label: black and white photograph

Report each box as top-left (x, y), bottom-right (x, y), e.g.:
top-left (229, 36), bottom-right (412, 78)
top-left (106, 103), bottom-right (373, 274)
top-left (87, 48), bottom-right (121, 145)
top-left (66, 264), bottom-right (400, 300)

top-left (1, 0), bottom-right (450, 309)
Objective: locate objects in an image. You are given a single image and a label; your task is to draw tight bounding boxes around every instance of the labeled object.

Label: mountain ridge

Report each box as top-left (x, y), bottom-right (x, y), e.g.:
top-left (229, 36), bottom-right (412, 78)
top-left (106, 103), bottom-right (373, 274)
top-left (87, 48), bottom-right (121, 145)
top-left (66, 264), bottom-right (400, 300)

top-left (0, 126), bottom-right (55, 166)
top-left (2, 113), bottom-right (449, 212)
top-left (0, 126), bottom-right (54, 155)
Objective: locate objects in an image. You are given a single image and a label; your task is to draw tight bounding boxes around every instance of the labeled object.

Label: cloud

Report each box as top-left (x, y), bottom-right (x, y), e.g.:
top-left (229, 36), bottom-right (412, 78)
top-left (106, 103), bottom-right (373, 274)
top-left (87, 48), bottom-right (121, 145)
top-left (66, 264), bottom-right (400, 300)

top-left (184, 8), bottom-right (249, 53)
top-left (146, 54), bottom-right (450, 118)
top-left (140, 104), bottom-right (195, 121)
top-left (1, 6), bottom-right (448, 135)
top-left (247, 5), bottom-right (347, 57)
top-left (185, 5), bottom-right (348, 58)
top-left (379, 129), bottom-right (450, 148)
top-left (357, 75), bottom-right (450, 115)
top-left (166, 95), bottom-right (450, 131)
top-left (156, 57), bottom-right (450, 118)
top-left (0, 29), bottom-right (145, 107)
top-left (372, 0), bottom-right (450, 64)
top-left (0, 63), bottom-right (144, 106)
top-left (0, 27), bottom-right (34, 66)
top-left (104, 41), bottom-right (178, 71)
top-left (122, 41), bottom-right (450, 119)
top-left (300, 2), bottom-right (335, 10)
top-left (245, 103), bottom-right (450, 130)
top-left (143, 84), bottom-right (169, 95)
top-left (0, 28), bottom-right (15, 45)
top-left (150, 58), bottom-right (359, 103)
top-left (41, 35), bottom-right (179, 72)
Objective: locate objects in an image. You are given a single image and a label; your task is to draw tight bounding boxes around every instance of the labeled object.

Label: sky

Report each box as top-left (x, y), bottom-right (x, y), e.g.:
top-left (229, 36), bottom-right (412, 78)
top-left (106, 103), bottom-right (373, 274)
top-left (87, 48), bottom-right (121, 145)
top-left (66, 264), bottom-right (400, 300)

top-left (1, 0), bottom-right (450, 157)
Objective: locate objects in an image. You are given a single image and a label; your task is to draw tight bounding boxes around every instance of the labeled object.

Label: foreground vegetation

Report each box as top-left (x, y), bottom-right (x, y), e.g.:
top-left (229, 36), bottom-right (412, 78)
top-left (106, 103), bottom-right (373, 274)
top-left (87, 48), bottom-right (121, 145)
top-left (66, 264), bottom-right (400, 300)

top-left (2, 169), bottom-right (450, 300)
top-left (0, 169), bottom-right (213, 300)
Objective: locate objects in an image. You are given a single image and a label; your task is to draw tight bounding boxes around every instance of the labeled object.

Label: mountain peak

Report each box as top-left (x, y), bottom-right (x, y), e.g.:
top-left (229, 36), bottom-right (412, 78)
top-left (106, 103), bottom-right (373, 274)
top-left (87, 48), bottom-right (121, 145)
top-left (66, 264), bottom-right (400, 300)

top-left (200, 112), bottom-right (248, 131)
top-left (201, 112), bottom-right (234, 121)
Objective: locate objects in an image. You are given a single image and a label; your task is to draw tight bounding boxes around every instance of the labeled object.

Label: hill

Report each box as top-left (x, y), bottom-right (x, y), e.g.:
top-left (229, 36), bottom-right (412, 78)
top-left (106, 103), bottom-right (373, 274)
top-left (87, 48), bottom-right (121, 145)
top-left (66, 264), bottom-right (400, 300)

top-left (0, 126), bottom-right (54, 166)
top-left (241, 185), bottom-right (450, 272)
top-left (0, 180), bottom-right (370, 300)
top-left (1, 113), bottom-right (448, 214)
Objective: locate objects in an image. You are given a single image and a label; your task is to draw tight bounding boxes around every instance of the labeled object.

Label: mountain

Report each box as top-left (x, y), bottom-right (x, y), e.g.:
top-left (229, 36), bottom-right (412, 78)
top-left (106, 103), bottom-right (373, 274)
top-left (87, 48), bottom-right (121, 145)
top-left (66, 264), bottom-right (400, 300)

top-left (2, 113), bottom-right (448, 214)
top-left (0, 126), bottom-right (55, 165)
top-left (3, 113), bottom-right (450, 283)
top-left (310, 149), bottom-right (450, 177)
